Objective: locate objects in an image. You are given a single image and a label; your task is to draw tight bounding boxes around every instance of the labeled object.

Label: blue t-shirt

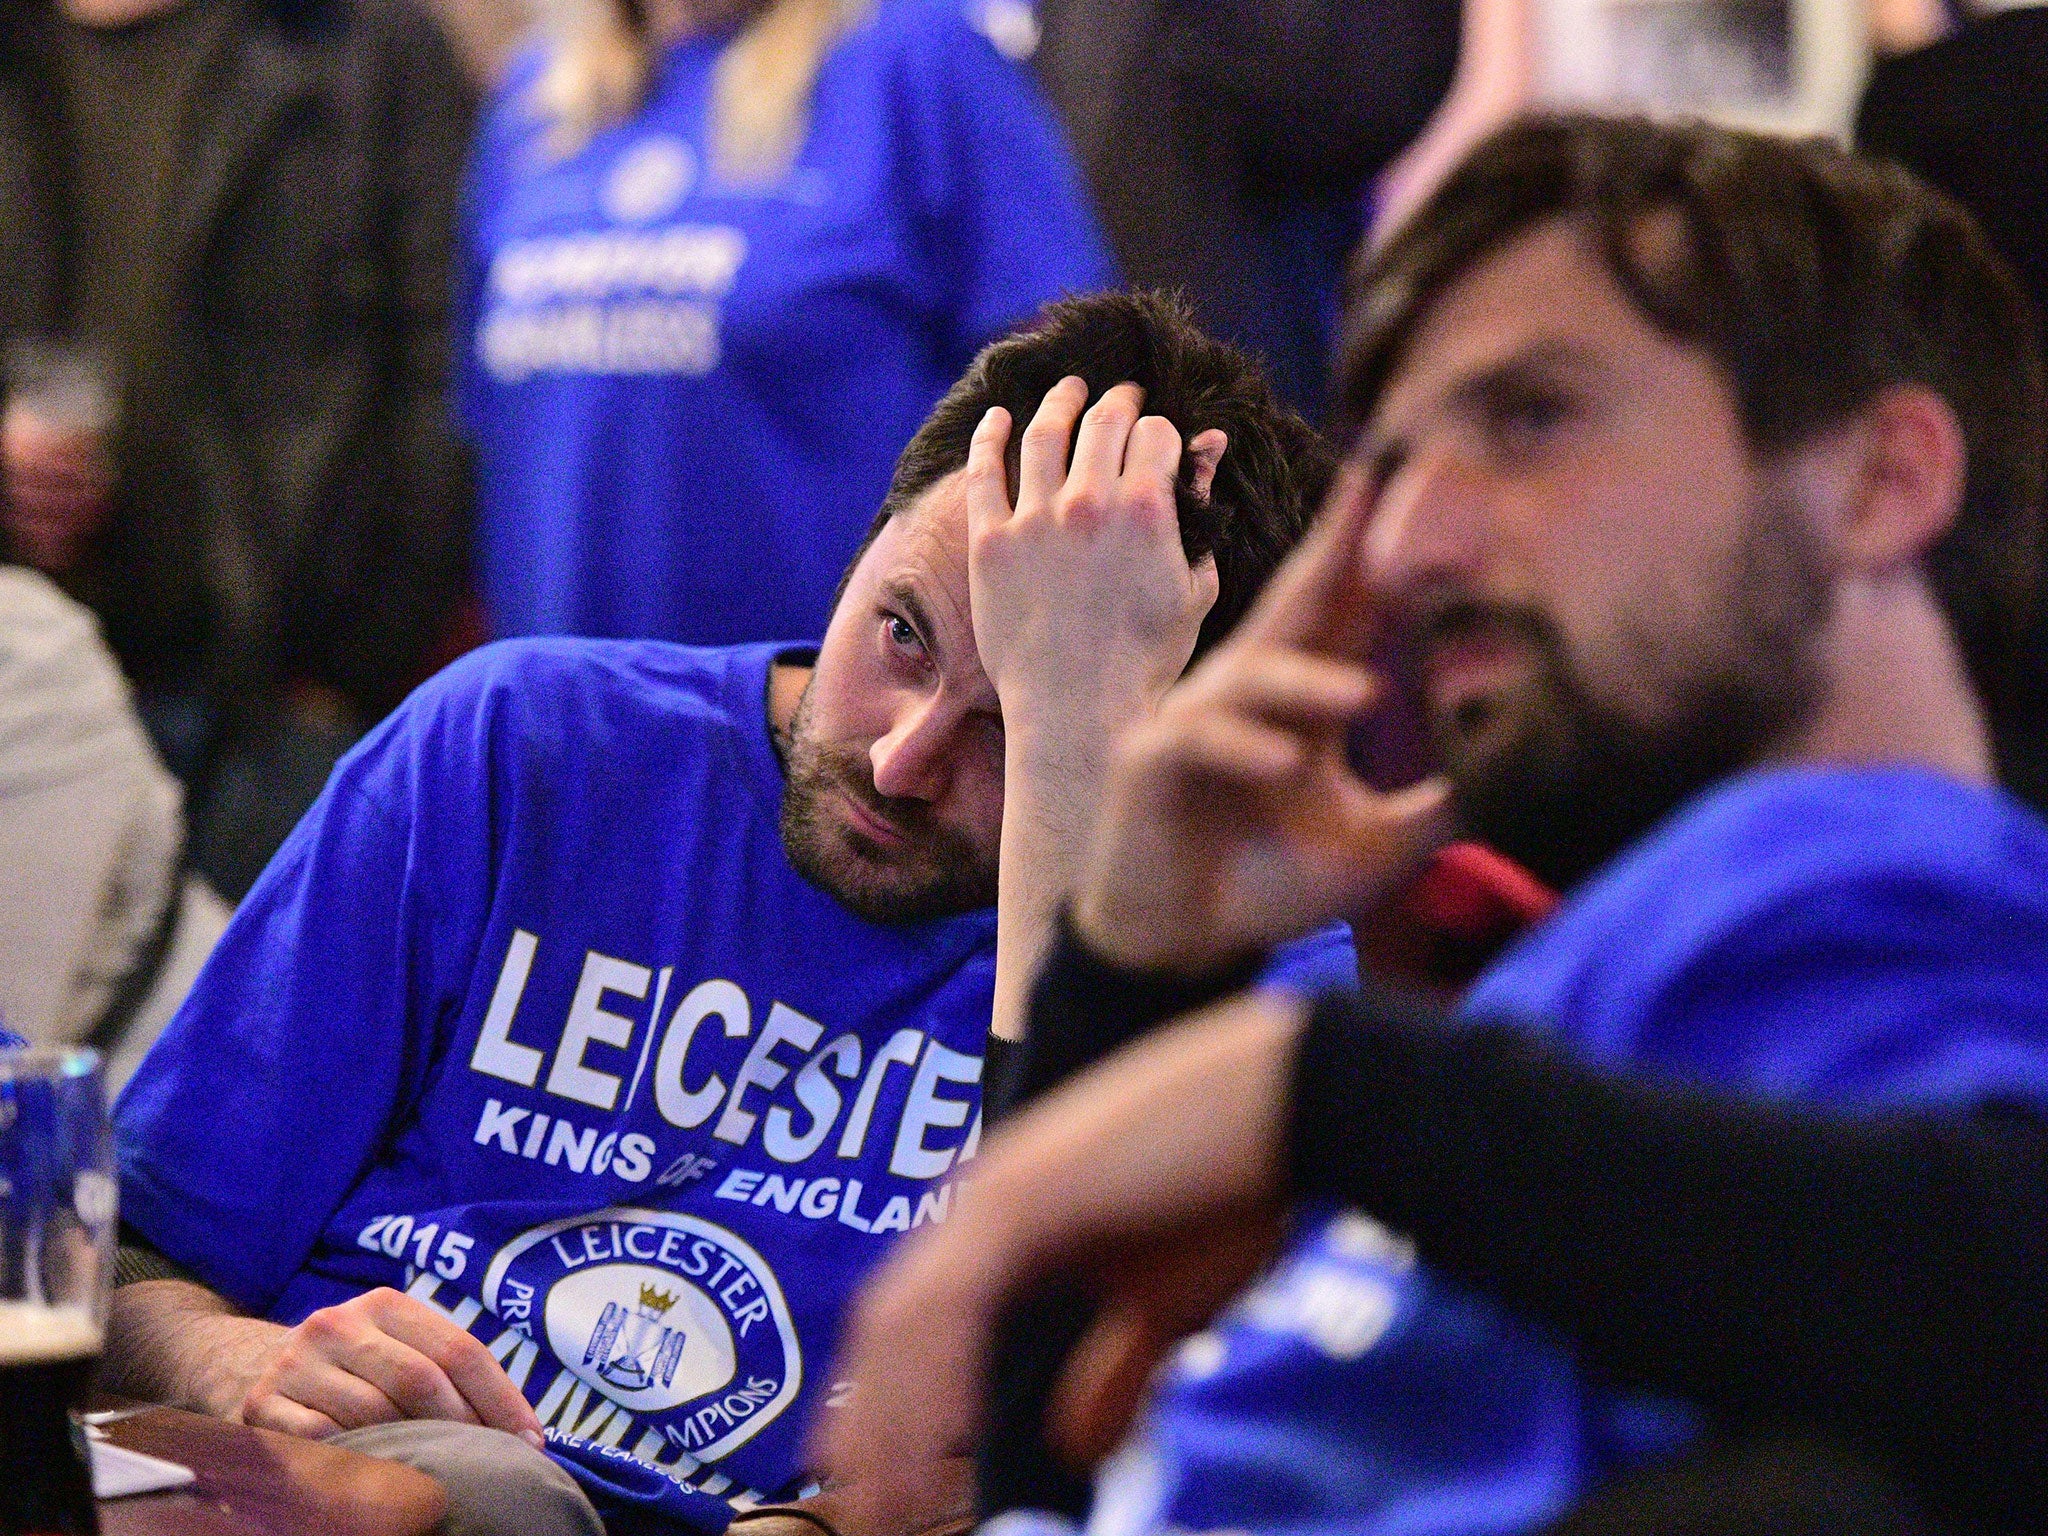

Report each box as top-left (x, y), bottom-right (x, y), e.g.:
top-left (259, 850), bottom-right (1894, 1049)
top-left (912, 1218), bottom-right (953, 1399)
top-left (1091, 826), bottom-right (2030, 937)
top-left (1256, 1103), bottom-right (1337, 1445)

top-left (116, 639), bottom-right (1351, 1532)
top-left (460, 0), bottom-right (1117, 645)
top-left (1082, 765), bottom-right (2048, 1536)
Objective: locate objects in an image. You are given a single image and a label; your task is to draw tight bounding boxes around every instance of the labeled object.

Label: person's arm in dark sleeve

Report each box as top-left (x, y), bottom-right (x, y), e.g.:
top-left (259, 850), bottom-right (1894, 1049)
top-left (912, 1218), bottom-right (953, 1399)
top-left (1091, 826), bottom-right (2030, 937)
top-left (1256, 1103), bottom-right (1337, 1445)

top-left (978, 916), bottom-right (1264, 1518)
top-left (989, 910), bottom-right (1264, 1119)
top-left (1287, 988), bottom-right (2048, 1534)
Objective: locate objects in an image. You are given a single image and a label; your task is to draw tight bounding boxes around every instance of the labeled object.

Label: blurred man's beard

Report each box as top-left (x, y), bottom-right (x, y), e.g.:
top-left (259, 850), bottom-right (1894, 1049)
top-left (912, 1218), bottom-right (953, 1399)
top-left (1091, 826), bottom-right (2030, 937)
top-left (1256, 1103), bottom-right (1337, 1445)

top-left (1416, 489), bottom-right (1830, 893)
top-left (778, 697), bottom-right (997, 926)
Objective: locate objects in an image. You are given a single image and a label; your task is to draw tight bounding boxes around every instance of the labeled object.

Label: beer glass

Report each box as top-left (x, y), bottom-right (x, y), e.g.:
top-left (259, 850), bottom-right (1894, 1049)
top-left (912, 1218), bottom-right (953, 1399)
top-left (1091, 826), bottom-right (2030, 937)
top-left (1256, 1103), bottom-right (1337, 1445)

top-left (0, 1048), bottom-right (114, 1535)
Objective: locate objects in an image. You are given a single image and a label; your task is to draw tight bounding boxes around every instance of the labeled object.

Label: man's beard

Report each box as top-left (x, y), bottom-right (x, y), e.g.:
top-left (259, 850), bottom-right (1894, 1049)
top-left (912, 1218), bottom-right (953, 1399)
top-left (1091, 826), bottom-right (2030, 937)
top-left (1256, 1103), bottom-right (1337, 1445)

top-left (1415, 490), bottom-right (1832, 894)
top-left (777, 692), bottom-right (997, 926)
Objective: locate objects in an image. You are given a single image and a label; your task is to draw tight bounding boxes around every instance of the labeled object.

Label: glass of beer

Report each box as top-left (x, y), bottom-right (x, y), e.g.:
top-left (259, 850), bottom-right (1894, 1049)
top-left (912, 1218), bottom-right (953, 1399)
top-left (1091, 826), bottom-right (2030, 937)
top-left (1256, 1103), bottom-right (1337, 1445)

top-left (0, 1047), bottom-right (115, 1536)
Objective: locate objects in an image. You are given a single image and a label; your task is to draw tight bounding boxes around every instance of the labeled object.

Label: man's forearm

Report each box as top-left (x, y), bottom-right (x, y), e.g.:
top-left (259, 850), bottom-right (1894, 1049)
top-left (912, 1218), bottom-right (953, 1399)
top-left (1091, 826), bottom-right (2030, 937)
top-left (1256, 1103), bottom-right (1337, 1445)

top-left (103, 1279), bottom-right (288, 1418)
top-left (989, 717), bottom-right (1127, 1046)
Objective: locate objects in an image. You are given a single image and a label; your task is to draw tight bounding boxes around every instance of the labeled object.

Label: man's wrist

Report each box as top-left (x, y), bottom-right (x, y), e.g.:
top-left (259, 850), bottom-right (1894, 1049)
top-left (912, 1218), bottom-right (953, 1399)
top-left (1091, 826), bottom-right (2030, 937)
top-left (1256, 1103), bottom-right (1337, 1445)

top-left (188, 1315), bottom-right (283, 1418)
top-left (1070, 872), bottom-right (1256, 977)
top-left (106, 1284), bottom-right (280, 1418)
top-left (995, 674), bottom-right (1162, 747)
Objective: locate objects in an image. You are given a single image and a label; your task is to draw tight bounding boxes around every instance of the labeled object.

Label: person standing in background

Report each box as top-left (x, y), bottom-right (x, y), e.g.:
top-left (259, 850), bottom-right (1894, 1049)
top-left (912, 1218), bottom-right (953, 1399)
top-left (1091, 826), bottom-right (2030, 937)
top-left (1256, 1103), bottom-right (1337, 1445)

top-left (1858, 0), bottom-right (2047, 333)
top-left (1858, 0), bottom-right (2048, 808)
top-left (1030, 0), bottom-right (1460, 417)
top-left (461, 0), bottom-right (1114, 648)
top-left (0, 0), bottom-right (476, 902)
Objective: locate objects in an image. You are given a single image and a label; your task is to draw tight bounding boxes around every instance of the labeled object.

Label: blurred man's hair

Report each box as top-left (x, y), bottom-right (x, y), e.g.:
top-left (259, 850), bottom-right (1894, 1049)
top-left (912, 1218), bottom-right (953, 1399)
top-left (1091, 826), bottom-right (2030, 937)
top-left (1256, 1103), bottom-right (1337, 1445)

top-left (1340, 113), bottom-right (2047, 741)
top-left (848, 289), bottom-right (1334, 661)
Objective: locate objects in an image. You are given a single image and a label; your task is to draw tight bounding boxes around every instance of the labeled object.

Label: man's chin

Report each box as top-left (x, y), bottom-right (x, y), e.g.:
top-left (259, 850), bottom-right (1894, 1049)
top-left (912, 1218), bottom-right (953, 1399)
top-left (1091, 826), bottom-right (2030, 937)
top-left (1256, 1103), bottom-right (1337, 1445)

top-left (783, 821), bottom-right (992, 927)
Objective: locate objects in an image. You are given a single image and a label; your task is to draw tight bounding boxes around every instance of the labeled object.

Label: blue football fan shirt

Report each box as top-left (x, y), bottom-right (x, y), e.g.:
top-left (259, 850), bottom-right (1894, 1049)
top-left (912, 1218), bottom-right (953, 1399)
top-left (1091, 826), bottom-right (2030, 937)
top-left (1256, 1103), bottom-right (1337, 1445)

top-left (1085, 765), bottom-right (2048, 1536)
top-left (460, 0), bottom-right (1117, 645)
top-left (116, 640), bottom-right (1351, 1531)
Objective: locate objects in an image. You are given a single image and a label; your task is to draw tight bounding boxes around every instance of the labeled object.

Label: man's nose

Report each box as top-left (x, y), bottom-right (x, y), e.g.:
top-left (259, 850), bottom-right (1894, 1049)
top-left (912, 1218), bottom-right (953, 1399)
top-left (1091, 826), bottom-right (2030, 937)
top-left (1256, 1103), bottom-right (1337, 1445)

top-left (1363, 444), bottom-right (1492, 599)
top-left (870, 693), bottom-right (958, 802)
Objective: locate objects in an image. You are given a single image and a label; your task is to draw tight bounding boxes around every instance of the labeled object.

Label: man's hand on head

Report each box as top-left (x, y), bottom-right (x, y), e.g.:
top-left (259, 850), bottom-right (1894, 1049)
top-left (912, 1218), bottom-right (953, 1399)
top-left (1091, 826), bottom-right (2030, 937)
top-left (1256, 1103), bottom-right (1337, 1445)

top-left (1074, 463), bottom-right (1455, 975)
top-left (970, 376), bottom-right (1230, 1042)
top-left (231, 1287), bottom-right (544, 1447)
top-left (966, 377), bottom-right (1221, 751)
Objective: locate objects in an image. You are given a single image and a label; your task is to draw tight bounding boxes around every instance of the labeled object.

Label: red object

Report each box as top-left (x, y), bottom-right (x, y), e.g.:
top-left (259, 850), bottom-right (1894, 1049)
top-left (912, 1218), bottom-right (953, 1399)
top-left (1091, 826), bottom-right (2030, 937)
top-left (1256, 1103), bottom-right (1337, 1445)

top-left (1362, 842), bottom-right (1557, 996)
top-left (1404, 842), bottom-right (1558, 937)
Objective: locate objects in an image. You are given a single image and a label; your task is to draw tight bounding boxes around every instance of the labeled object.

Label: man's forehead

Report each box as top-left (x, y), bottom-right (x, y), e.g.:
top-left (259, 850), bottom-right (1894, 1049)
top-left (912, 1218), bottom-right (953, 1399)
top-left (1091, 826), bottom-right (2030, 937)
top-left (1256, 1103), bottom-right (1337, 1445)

top-left (882, 470), bottom-right (971, 567)
top-left (858, 470), bottom-right (981, 663)
top-left (1369, 219), bottom-right (1659, 433)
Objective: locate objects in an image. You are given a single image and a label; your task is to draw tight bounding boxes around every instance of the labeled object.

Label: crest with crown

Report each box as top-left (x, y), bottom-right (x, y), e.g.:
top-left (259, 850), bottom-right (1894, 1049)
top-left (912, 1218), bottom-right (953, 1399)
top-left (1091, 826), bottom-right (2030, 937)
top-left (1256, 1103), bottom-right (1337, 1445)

top-left (638, 1282), bottom-right (677, 1319)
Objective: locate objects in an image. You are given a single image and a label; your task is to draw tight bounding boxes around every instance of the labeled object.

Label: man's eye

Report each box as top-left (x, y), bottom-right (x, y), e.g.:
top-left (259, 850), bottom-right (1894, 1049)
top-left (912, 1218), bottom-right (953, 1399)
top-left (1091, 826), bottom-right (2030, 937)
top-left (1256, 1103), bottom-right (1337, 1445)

top-left (885, 615), bottom-right (923, 653)
top-left (1491, 389), bottom-right (1574, 449)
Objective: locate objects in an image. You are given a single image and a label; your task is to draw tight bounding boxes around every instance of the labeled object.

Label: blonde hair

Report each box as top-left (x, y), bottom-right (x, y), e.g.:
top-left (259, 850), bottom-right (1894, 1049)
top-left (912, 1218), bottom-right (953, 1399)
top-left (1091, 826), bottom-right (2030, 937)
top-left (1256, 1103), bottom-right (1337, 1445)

top-left (531, 0), bottom-right (875, 181)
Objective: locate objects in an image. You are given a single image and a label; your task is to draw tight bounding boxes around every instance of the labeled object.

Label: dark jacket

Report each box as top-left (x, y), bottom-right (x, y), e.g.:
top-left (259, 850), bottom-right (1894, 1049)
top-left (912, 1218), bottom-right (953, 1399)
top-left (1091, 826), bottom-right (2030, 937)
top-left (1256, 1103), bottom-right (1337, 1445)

top-left (0, 0), bottom-right (475, 729)
top-left (1857, 10), bottom-right (2048, 813)
top-left (1857, 8), bottom-right (2048, 351)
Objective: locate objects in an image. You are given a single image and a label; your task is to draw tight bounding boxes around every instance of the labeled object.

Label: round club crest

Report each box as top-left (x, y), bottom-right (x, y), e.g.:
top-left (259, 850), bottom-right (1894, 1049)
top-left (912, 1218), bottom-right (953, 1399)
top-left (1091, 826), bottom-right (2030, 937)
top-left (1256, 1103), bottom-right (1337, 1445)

top-left (484, 1208), bottom-right (802, 1460)
top-left (603, 136), bottom-right (697, 224)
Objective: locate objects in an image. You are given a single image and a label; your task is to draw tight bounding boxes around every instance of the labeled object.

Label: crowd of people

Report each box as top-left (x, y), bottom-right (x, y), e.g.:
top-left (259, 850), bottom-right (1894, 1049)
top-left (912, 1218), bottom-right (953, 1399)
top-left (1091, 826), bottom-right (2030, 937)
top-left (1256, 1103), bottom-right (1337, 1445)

top-left (1, 0), bottom-right (2045, 1533)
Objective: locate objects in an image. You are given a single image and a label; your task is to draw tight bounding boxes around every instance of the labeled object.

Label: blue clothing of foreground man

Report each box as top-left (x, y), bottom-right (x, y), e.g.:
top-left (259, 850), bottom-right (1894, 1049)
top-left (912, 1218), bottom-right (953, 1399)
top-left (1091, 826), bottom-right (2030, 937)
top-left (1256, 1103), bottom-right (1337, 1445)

top-left (103, 292), bottom-right (1342, 1536)
top-left (814, 117), bottom-right (2048, 1536)
top-left (461, 0), bottom-right (1116, 645)
top-left (1083, 766), bottom-right (2048, 1536)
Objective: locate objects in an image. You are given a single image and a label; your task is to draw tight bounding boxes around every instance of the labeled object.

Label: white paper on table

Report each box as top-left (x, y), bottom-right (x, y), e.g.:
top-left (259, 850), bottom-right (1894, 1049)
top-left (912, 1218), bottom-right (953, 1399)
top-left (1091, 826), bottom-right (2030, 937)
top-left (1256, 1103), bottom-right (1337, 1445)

top-left (87, 1433), bottom-right (197, 1498)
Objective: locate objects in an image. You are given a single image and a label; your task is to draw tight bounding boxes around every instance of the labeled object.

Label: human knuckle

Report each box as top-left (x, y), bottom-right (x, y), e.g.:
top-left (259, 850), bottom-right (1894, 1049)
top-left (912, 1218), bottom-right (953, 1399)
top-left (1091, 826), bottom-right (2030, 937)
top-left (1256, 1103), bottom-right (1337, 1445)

top-left (393, 1360), bottom-right (442, 1402)
top-left (1057, 484), bottom-right (1108, 524)
top-left (297, 1308), bottom-right (348, 1346)
top-left (1130, 483), bottom-right (1177, 523)
top-left (432, 1334), bottom-right (487, 1374)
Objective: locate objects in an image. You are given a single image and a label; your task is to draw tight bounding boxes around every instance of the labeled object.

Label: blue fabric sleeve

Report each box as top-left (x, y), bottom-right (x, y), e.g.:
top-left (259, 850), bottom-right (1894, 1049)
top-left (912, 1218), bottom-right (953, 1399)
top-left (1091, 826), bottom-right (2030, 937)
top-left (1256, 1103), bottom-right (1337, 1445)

top-left (1591, 861), bottom-right (2048, 1110)
top-left (112, 671), bottom-right (492, 1317)
top-left (898, 3), bottom-right (1117, 365)
top-left (1256, 924), bottom-right (1359, 997)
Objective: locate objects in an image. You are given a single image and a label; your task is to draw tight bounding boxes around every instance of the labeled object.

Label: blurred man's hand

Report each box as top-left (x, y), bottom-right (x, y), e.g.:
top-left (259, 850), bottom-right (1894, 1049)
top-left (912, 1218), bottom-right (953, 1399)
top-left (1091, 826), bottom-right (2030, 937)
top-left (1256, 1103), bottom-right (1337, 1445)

top-left (815, 992), bottom-right (1306, 1535)
top-left (1074, 465), bottom-right (1452, 975)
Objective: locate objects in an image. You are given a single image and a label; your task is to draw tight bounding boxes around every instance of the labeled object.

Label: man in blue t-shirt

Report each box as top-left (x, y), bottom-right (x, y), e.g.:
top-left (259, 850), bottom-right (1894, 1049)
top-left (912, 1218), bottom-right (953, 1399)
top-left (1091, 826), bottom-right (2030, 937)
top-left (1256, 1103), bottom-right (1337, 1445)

top-left (101, 292), bottom-right (1350, 1536)
top-left (814, 119), bottom-right (2048, 1536)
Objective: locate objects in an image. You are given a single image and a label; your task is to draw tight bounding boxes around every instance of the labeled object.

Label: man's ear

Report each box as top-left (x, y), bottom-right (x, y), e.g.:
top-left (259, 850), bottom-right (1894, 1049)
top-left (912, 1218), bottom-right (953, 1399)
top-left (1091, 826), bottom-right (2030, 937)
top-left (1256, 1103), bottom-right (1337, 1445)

top-left (1836, 385), bottom-right (1968, 572)
top-left (1187, 429), bottom-right (1229, 505)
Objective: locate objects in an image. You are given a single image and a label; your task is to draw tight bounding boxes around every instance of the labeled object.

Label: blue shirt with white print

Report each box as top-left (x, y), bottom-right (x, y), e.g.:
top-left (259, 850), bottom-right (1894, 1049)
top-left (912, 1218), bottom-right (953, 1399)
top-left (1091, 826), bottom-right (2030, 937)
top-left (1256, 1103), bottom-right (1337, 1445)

top-left (1084, 765), bottom-right (2048, 1536)
top-left (114, 639), bottom-right (1353, 1534)
top-left (459, 0), bottom-right (1116, 646)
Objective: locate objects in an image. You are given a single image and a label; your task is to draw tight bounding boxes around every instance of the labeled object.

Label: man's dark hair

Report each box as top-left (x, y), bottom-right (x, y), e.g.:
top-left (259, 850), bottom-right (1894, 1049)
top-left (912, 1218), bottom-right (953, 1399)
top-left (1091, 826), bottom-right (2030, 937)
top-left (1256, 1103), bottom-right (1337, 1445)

top-left (842, 290), bottom-right (1333, 660)
top-left (1338, 113), bottom-right (2047, 742)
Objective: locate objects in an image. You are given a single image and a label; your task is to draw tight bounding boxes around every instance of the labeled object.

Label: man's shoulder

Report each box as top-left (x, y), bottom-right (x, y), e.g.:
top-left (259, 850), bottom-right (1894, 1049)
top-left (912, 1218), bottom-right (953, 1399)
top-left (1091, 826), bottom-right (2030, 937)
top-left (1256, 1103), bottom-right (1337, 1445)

top-left (1468, 767), bottom-right (2048, 1068)
top-left (1621, 764), bottom-right (2048, 903)
top-left (419, 636), bottom-right (764, 718)
top-left (838, 0), bottom-right (1040, 84)
top-left (382, 638), bottom-right (781, 787)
